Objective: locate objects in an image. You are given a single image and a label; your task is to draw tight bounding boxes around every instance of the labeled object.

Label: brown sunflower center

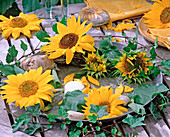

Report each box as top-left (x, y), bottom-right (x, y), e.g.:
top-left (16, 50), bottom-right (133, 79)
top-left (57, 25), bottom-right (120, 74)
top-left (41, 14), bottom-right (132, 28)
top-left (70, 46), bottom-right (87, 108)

top-left (59, 33), bottom-right (79, 49)
top-left (160, 7), bottom-right (170, 24)
top-left (9, 17), bottom-right (28, 28)
top-left (19, 80), bottom-right (39, 97)
top-left (124, 61), bottom-right (135, 72)
top-left (99, 101), bottom-right (111, 113)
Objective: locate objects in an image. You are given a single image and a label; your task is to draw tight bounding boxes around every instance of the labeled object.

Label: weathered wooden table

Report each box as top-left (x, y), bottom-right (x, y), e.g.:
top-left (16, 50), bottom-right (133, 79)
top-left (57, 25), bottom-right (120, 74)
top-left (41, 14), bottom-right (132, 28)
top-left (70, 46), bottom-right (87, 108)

top-left (0, 1), bottom-right (170, 137)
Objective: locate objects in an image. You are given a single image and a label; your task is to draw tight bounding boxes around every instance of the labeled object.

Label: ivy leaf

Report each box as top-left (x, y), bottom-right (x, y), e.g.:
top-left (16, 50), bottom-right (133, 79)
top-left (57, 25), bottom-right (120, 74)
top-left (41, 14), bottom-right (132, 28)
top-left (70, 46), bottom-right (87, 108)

top-left (122, 114), bottom-right (145, 128)
top-left (76, 121), bottom-right (83, 128)
top-left (8, 45), bottom-right (18, 58)
top-left (123, 47), bottom-right (130, 52)
top-left (161, 59), bottom-right (170, 69)
top-left (24, 123), bottom-right (42, 135)
top-left (128, 102), bottom-right (146, 116)
top-left (22, 0), bottom-right (41, 13)
top-left (69, 130), bottom-right (81, 137)
top-left (12, 113), bottom-right (31, 132)
top-left (83, 126), bottom-right (87, 133)
top-left (111, 128), bottom-right (117, 134)
top-left (87, 114), bottom-right (97, 123)
top-left (60, 90), bottom-right (87, 112)
top-left (57, 106), bottom-right (68, 118)
top-left (26, 104), bottom-right (42, 117)
top-left (14, 65), bottom-right (25, 74)
top-left (129, 84), bottom-right (168, 105)
top-left (65, 118), bottom-right (71, 124)
top-left (61, 124), bottom-right (66, 131)
top-left (150, 47), bottom-right (157, 59)
top-left (6, 53), bottom-right (14, 63)
top-left (47, 113), bottom-right (59, 123)
top-left (35, 31), bottom-right (50, 42)
top-left (0, 0), bottom-right (15, 14)
top-left (20, 40), bottom-right (28, 51)
top-left (128, 40), bottom-right (137, 50)
top-left (95, 126), bottom-right (100, 131)
top-left (0, 65), bottom-right (24, 76)
top-left (89, 105), bottom-right (108, 118)
top-left (149, 102), bottom-right (162, 120)
top-left (94, 132), bottom-right (106, 137)
top-left (47, 124), bottom-right (52, 129)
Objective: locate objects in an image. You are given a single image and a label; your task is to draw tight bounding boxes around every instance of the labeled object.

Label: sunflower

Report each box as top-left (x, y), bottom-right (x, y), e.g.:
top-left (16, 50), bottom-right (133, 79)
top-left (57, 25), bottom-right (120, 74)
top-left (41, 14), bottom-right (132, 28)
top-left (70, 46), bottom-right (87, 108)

top-left (41, 15), bottom-right (95, 64)
top-left (83, 52), bottom-right (107, 79)
top-left (143, 0), bottom-right (170, 29)
top-left (0, 67), bottom-right (55, 110)
top-left (115, 52), bottom-right (153, 79)
top-left (0, 12), bottom-right (43, 39)
top-left (83, 86), bottom-right (128, 119)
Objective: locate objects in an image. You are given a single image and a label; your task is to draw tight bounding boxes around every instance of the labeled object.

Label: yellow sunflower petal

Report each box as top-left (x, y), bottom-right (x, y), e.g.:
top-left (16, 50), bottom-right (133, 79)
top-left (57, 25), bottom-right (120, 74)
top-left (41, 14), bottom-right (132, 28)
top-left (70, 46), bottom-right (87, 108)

top-left (124, 86), bottom-right (133, 93)
top-left (66, 48), bottom-right (74, 64)
top-left (115, 83), bottom-right (124, 94)
top-left (64, 73), bottom-right (75, 84)
top-left (87, 75), bottom-right (100, 86)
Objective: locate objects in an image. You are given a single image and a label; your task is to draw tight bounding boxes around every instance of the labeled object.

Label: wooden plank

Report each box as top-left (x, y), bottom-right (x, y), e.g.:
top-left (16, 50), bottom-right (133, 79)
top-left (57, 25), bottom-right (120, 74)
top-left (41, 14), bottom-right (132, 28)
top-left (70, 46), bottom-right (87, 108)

top-left (144, 116), bottom-right (170, 137)
top-left (0, 124), bottom-right (35, 137)
top-left (162, 106), bottom-right (170, 128)
top-left (0, 38), bottom-right (9, 64)
top-left (0, 100), bottom-right (12, 127)
top-left (39, 116), bottom-right (68, 137)
top-left (69, 3), bottom-right (86, 15)
top-left (121, 124), bottom-right (149, 137)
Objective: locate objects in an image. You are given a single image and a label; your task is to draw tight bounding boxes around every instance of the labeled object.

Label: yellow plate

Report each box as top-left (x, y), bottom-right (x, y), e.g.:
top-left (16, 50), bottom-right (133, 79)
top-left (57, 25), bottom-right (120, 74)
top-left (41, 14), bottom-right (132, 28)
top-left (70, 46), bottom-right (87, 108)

top-left (138, 17), bottom-right (166, 48)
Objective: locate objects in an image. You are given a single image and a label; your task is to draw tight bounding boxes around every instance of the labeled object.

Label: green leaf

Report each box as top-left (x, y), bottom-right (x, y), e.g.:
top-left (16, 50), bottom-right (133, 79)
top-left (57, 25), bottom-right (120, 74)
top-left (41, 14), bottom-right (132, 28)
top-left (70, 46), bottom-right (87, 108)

top-left (12, 113), bottom-right (31, 132)
top-left (6, 53), bottom-right (14, 63)
top-left (89, 105), bottom-right (108, 118)
top-left (0, 65), bottom-right (24, 76)
top-left (149, 102), bottom-right (162, 120)
top-left (0, 0), bottom-right (15, 14)
top-left (69, 130), bottom-right (81, 137)
top-left (150, 47), bottom-right (157, 59)
top-left (111, 128), bottom-right (117, 134)
top-left (61, 124), bottom-right (66, 131)
top-left (14, 65), bottom-right (25, 74)
top-left (117, 131), bottom-right (122, 136)
top-left (94, 132), bottom-right (106, 137)
top-left (95, 126), bottom-right (100, 131)
top-left (35, 31), bottom-right (50, 42)
top-left (65, 118), bottom-right (71, 124)
top-left (24, 123), bottom-right (42, 135)
top-left (60, 90), bottom-right (87, 112)
top-left (128, 84), bottom-right (168, 105)
top-left (128, 40), bottom-right (137, 50)
top-left (87, 114), bottom-right (97, 123)
top-left (123, 47), bottom-right (130, 52)
top-left (8, 45), bottom-right (18, 58)
top-left (122, 114), bottom-right (145, 128)
top-left (26, 104), bottom-right (42, 117)
top-left (83, 126), bottom-right (87, 133)
top-left (47, 124), bottom-right (52, 129)
top-left (161, 59), bottom-right (170, 69)
top-left (76, 121), bottom-right (83, 128)
top-left (57, 106), bottom-right (68, 118)
top-left (22, 0), bottom-right (41, 13)
top-left (47, 113), bottom-right (59, 123)
top-left (20, 40), bottom-right (28, 51)
top-left (128, 102), bottom-right (146, 116)
top-left (122, 32), bottom-right (126, 36)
